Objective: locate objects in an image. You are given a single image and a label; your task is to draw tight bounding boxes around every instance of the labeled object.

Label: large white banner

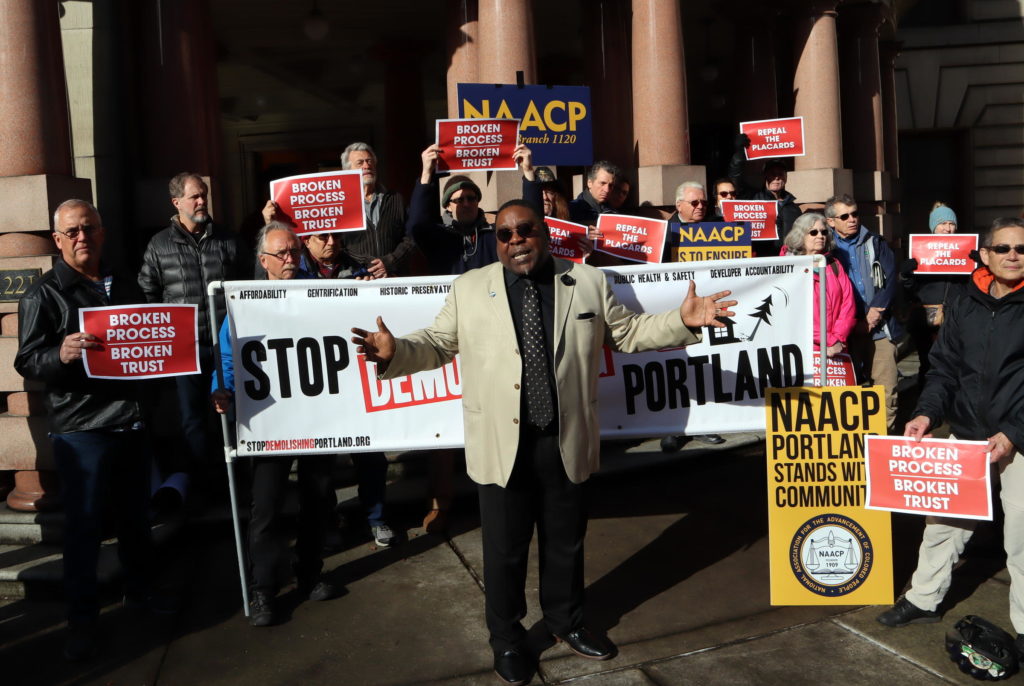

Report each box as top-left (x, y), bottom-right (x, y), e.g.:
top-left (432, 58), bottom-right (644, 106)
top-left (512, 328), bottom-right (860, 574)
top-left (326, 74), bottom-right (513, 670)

top-left (222, 257), bottom-right (813, 457)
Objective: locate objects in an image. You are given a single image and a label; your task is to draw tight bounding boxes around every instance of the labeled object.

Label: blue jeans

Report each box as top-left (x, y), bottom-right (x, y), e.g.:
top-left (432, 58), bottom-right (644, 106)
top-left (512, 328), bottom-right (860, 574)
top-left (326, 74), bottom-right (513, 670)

top-left (52, 429), bottom-right (153, 625)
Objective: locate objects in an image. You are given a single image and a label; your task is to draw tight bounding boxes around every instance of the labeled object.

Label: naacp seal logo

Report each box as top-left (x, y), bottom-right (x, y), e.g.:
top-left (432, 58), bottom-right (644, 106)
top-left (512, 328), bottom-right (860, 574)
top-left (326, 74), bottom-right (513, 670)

top-left (790, 513), bottom-right (872, 596)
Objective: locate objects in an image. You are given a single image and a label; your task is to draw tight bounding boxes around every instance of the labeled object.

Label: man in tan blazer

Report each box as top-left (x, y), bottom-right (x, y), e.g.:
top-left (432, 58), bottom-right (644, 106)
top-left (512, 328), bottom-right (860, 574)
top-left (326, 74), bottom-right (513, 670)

top-left (353, 200), bottom-right (735, 685)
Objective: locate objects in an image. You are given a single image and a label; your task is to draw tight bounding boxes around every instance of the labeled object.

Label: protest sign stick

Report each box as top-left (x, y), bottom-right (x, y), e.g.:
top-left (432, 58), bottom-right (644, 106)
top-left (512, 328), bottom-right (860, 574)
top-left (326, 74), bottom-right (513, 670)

top-left (208, 281), bottom-right (251, 618)
top-left (815, 254), bottom-right (827, 385)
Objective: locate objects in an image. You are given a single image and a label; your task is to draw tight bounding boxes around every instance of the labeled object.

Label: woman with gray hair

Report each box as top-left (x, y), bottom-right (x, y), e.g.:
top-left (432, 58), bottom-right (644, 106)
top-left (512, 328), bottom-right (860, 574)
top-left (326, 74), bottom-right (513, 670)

top-left (781, 212), bottom-right (856, 357)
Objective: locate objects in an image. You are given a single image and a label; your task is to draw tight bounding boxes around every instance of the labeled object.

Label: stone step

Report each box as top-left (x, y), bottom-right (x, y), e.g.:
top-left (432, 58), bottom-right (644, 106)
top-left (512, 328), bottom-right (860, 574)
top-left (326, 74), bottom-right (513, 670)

top-left (0, 519), bottom-right (180, 599)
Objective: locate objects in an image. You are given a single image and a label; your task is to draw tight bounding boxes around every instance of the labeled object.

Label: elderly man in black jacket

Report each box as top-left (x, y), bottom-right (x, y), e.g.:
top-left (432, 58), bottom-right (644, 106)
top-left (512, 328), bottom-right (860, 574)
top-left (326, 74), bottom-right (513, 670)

top-left (877, 218), bottom-right (1024, 644)
top-left (16, 200), bottom-right (159, 660)
top-left (138, 173), bottom-right (249, 499)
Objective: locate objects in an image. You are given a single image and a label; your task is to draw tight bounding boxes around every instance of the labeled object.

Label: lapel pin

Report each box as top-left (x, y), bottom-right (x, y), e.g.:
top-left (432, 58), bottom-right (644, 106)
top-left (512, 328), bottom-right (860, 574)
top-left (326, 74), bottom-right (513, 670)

top-left (488, 291), bottom-right (496, 298)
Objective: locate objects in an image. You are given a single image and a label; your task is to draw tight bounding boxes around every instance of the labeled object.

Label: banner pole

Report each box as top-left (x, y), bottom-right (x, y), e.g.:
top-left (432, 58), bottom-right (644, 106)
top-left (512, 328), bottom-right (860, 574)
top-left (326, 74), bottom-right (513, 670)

top-left (208, 281), bottom-right (250, 618)
top-left (815, 255), bottom-right (827, 385)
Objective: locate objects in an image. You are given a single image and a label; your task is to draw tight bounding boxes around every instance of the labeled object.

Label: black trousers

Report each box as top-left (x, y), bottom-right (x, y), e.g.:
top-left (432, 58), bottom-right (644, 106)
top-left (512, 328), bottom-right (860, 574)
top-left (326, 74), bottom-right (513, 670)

top-left (248, 455), bottom-right (334, 593)
top-left (477, 428), bottom-right (587, 653)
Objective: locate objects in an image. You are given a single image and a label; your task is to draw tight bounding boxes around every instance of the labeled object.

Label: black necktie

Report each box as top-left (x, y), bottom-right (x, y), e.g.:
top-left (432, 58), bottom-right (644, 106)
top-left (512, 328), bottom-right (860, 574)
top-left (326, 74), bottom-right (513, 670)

top-left (521, 279), bottom-right (554, 427)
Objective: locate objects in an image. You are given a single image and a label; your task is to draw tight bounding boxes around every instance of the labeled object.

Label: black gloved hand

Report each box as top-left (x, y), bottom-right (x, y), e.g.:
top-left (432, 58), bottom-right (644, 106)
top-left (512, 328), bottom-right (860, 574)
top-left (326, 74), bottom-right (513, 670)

top-left (734, 133), bottom-right (751, 152)
top-left (900, 258), bottom-right (918, 277)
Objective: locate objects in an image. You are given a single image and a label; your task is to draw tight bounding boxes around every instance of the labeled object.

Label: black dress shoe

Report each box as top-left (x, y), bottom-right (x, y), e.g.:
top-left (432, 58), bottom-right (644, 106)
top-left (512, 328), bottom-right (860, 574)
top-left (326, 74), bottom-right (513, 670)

top-left (249, 590), bottom-right (276, 627)
top-left (493, 648), bottom-right (531, 685)
top-left (556, 627), bottom-right (616, 660)
top-left (660, 435), bottom-right (684, 452)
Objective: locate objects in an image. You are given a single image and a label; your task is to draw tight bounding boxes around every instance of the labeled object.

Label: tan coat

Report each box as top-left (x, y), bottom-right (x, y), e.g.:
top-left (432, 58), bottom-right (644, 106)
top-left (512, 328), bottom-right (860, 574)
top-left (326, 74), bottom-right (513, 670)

top-left (383, 258), bottom-right (701, 487)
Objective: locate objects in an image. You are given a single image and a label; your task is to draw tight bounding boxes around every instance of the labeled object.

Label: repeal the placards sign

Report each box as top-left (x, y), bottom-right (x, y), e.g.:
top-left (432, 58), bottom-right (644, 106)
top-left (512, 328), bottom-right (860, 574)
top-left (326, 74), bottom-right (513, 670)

top-left (740, 117), bottom-right (805, 160)
top-left (908, 234), bottom-right (978, 275)
top-left (79, 304), bottom-right (200, 379)
top-left (865, 436), bottom-right (992, 520)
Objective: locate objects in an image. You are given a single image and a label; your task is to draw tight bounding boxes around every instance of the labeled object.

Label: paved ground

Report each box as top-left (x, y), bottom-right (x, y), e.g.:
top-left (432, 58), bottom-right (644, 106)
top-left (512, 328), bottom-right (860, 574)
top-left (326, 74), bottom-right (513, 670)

top-left (1, 433), bottom-right (1020, 686)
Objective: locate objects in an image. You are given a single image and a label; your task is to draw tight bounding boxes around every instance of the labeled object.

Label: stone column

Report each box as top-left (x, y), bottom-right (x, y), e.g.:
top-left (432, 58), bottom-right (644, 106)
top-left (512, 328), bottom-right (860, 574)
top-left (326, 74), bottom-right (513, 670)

top-left (787, 0), bottom-right (852, 204)
top-left (446, 0), bottom-right (479, 119)
top-left (631, 0), bottom-right (703, 206)
top-left (477, 0), bottom-right (535, 84)
top-left (470, 0), bottom-right (537, 210)
top-left (0, 0), bottom-right (92, 511)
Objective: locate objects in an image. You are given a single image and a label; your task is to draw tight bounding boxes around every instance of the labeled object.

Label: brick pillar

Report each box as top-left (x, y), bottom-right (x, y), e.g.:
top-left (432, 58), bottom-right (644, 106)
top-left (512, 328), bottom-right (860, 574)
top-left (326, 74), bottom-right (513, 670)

top-left (787, 0), bottom-right (853, 205)
top-left (630, 0), bottom-right (703, 206)
top-left (0, 0), bottom-right (91, 510)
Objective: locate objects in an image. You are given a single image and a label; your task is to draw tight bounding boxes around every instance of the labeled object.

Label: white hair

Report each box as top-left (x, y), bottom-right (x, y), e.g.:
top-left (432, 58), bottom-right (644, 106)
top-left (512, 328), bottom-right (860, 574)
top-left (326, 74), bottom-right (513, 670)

top-left (674, 181), bottom-right (705, 202)
top-left (340, 142), bottom-right (377, 169)
top-left (53, 199), bottom-right (101, 232)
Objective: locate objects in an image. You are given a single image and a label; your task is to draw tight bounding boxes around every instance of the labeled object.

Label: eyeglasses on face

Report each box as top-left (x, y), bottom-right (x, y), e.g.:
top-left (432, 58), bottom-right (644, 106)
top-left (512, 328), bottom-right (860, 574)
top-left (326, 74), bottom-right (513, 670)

top-left (450, 194), bottom-right (479, 205)
top-left (261, 248), bottom-right (303, 262)
top-left (496, 225), bottom-right (541, 243)
top-left (718, 190), bottom-right (736, 198)
top-left (987, 244), bottom-right (1024, 255)
top-left (807, 229), bottom-right (826, 236)
top-left (685, 199), bottom-right (708, 207)
top-left (835, 211), bottom-right (859, 221)
top-left (56, 225), bottom-right (101, 240)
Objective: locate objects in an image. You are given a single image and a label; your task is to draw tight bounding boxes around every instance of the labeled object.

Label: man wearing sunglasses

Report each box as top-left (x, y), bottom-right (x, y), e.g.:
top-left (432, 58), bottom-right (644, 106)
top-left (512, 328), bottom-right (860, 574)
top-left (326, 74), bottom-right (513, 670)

top-left (16, 200), bottom-right (162, 660)
top-left (661, 181), bottom-right (727, 448)
top-left (352, 200), bottom-right (736, 685)
top-left (211, 222), bottom-right (340, 627)
top-left (825, 193), bottom-right (901, 432)
top-left (877, 218), bottom-right (1024, 641)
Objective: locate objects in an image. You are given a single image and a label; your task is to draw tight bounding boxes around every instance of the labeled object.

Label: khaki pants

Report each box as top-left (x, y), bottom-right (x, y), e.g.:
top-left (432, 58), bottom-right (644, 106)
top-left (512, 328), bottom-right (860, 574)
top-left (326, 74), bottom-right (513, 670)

top-left (905, 443), bottom-right (1024, 634)
top-left (848, 331), bottom-right (898, 432)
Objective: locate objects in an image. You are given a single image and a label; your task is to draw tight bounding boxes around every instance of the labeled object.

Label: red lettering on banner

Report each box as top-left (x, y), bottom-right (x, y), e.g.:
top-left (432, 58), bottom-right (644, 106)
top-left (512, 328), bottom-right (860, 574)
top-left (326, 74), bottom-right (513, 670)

top-left (357, 355), bottom-right (463, 412)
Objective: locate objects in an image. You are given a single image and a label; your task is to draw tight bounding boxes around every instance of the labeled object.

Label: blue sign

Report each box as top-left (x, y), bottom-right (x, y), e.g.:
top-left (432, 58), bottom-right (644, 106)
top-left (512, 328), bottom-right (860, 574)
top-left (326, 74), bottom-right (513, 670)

top-left (457, 83), bottom-right (593, 166)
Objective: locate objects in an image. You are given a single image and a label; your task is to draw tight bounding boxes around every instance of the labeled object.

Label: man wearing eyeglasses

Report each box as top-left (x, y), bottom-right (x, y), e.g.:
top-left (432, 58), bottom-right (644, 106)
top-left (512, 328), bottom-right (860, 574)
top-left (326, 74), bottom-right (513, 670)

top-left (139, 173), bottom-right (250, 507)
top-left (211, 222), bottom-right (340, 627)
top-left (825, 193), bottom-right (901, 431)
top-left (408, 143), bottom-right (543, 276)
top-left (352, 200), bottom-right (736, 684)
top-left (661, 181), bottom-right (726, 448)
top-left (877, 218), bottom-right (1024, 641)
top-left (16, 200), bottom-right (163, 660)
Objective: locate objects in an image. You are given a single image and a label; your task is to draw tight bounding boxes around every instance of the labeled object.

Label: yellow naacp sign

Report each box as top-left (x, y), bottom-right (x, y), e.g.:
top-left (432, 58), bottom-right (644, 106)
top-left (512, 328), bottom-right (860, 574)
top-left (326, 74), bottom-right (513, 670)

top-left (765, 386), bottom-right (893, 605)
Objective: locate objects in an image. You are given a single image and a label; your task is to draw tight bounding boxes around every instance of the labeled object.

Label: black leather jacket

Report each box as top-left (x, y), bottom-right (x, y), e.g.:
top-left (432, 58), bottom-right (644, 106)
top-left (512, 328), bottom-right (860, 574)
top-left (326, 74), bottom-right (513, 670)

top-left (138, 218), bottom-right (249, 348)
top-left (15, 259), bottom-right (145, 433)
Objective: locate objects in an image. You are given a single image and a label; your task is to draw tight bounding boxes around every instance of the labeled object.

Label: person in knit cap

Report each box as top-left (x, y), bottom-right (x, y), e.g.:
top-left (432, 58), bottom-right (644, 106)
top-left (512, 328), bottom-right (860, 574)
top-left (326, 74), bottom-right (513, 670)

top-left (900, 202), bottom-right (973, 382)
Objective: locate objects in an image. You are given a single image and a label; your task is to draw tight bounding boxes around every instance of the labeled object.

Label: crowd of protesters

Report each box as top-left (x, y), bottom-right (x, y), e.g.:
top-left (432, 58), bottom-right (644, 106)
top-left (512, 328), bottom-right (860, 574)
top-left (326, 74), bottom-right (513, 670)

top-left (17, 126), bottom-right (1024, 680)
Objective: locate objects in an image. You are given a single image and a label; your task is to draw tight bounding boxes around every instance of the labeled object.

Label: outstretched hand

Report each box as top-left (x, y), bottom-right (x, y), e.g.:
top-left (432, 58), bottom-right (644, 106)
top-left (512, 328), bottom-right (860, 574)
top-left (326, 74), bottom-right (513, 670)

top-left (679, 280), bottom-right (736, 329)
top-left (351, 316), bottom-right (396, 367)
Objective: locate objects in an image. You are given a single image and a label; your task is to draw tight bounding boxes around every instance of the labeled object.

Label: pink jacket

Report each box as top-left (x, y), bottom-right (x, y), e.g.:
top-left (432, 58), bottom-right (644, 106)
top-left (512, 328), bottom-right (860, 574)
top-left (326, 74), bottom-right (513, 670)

top-left (781, 248), bottom-right (856, 349)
